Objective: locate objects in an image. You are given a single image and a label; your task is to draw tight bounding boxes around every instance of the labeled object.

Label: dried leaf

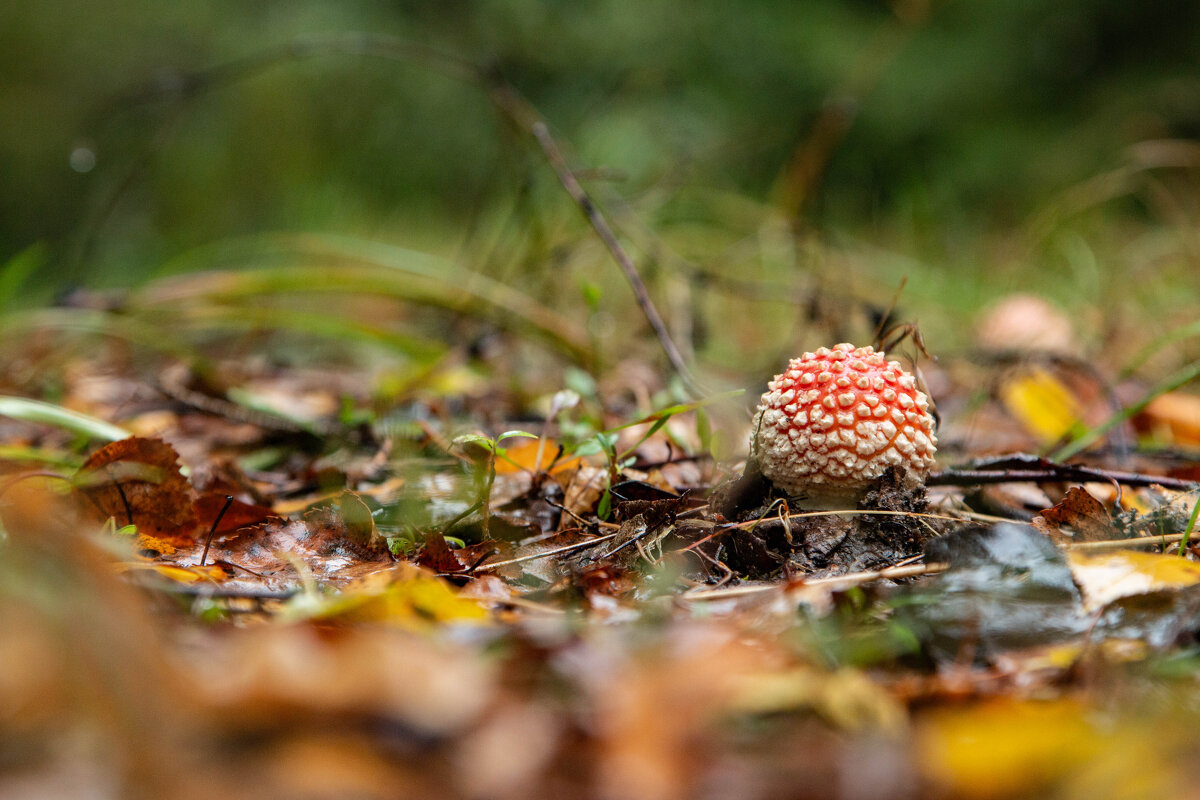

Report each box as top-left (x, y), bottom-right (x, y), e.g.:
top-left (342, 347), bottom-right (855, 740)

top-left (1032, 486), bottom-right (1116, 543)
top-left (75, 436), bottom-right (197, 545)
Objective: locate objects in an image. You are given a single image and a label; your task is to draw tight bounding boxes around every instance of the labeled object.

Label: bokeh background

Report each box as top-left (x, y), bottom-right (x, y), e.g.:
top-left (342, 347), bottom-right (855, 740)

top-left (2, 0), bottom-right (1199, 375)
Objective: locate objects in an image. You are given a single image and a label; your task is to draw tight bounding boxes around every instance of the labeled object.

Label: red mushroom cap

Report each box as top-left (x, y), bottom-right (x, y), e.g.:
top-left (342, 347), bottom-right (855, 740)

top-left (751, 343), bottom-right (936, 505)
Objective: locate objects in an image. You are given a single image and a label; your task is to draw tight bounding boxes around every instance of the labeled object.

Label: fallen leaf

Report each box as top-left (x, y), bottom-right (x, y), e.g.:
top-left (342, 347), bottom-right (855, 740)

top-left (1134, 391), bottom-right (1200, 446)
top-left (730, 666), bottom-right (905, 733)
top-left (297, 563), bottom-right (490, 627)
top-left (493, 437), bottom-right (581, 475)
top-left (417, 531), bottom-right (470, 573)
top-left (75, 436), bottom-right (197, 545)
top-left (1067, 550), bottom-right (1200, 612)
top-left (194, 492), bottom-right (274, 534)
top-left (998, 367), bottom-right (1082, 445)
top-left (1032, 486), bottom-right (1116, 543)
top-left (918, 699), bottom-right (1155, 800)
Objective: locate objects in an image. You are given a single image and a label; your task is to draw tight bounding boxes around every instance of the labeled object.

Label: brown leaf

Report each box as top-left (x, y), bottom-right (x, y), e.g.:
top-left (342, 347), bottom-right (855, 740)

top-left (75, 436), bottom-right (197, 545)
top-left (1032, 487), bottom-right (1115, 543)
top-left (194, 492), bottom-right (275, 534)
top-left (417, 531), bottom-right (475, 574)
top-left (303, 498), bottom-right (391, 559)
top-left (190, 517), bottom-right (393, 589)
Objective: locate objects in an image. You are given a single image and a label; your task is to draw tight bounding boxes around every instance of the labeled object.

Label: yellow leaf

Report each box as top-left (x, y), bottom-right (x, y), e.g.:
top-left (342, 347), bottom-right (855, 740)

top-left (919, 700), bottom-right (1181, 799)
top-left (1067, 550), bottom-right (1200, 612)
top-left (118, 561), bottom-right (226, 583)
top-left (731, 666), bottom-right (905, 733)
top-left (998, 368), bottom-right (1082, 445)
top-left (919, 700), bottom-right (1099, 799)
top-left (304, 563), bottom-right (489, 628)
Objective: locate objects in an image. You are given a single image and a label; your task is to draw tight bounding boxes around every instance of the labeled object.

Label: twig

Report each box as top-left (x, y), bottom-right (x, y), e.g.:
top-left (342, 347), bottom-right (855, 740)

top-left (682, 561), bottom-right (949, 602)
top-left (527, 120), bottom-right (705, 397)
top-left (931, 462), bottom-right (1195, 489)
top-left (471, 532), bottom-right (619, 572)
top-left (729, 508), bottom-right (969, 528)
top-left (199, 494), bottom-right (234, 567)
top-left (1062, 532), bottom-right (1190, 552)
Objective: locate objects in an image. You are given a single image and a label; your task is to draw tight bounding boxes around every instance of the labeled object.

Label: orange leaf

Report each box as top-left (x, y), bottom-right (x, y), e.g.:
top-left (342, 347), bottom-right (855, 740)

top-left (493, 438), bottom-right (581, 475)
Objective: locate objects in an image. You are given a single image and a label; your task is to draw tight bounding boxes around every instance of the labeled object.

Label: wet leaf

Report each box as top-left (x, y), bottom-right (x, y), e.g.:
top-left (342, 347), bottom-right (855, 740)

top-left (1066, 550), bottom-right (1200, 613)
top-left (908, 525), bottom-right (1088, 657)
top-left (417, 531), bottom-right (470, 574)
top-left (194, 492), bottom-right (274, 534)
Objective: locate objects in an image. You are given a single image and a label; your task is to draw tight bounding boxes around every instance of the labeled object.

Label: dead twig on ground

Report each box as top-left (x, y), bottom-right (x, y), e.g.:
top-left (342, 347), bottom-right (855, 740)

top-left (930, 454), bottom-right (1196, 491)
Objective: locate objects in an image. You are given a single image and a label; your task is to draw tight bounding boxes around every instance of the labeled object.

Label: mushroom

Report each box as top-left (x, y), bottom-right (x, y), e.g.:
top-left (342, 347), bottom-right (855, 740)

top-left (750, 343), bottom-right (936, 508)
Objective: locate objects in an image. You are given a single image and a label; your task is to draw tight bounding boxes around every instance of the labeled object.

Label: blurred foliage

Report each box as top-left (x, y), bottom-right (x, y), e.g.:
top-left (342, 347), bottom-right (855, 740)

top-left (2, 0), bottom-right (1199, 367)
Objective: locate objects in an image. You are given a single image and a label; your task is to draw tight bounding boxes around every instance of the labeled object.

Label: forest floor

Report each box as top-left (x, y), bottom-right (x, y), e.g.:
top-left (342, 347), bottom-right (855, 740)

top-left (2, 277), bottom-right (1200, 800)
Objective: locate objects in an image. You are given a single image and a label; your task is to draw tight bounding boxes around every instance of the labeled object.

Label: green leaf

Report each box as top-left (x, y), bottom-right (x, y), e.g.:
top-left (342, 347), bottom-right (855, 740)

top-left (597, 489), bottom-right (612, 521)
top-left (452, 433), bottom-right (499, 453)
top-left (496, 430), bottom-right (539, 443)
top-left (0, 243), bottom-right (45, 310)
top-left (696, 408), bottom-right (713, 454)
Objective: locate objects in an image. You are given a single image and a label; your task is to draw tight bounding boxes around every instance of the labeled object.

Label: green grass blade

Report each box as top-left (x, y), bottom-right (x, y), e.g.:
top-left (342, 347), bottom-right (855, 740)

top-left (0, 396), bottom-right (128, 442)
top-left (1053, 357), bottom-right (1200, 461)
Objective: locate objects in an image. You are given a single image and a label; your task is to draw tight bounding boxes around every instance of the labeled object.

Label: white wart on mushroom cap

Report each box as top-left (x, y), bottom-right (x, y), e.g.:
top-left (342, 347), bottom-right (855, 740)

top-left (751, 343), bottom-right (937, 505)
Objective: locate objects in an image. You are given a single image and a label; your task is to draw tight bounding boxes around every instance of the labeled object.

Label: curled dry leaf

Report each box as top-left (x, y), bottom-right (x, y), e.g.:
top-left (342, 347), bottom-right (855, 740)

top-left (75, 436), bottom-right (197, 546)
top-left (1032, 486), bottom-right (1116, 544)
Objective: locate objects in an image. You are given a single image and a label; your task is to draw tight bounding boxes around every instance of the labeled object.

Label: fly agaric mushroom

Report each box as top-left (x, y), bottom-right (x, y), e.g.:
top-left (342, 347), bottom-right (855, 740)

top-left (751, 343), bottom-right (936, 507)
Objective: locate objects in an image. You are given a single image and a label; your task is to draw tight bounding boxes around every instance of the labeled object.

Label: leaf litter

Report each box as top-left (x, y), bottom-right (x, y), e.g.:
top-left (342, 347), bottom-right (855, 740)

top-left (3, 308), bottom-right (1200, 799)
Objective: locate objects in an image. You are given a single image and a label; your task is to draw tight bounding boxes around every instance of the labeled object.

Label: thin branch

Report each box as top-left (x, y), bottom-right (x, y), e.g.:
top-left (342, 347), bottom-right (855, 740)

top-left (682, 561), bottom-right (949, 602)
top-left (930, 464), bottom-right (1196, 491)
top-left (87, 34), bottom-right (705, 395)
top-left (471, 532), bottom-right (619, 572)
top-left (1062, 532), bottom-right (1191, 552)
top-left (526, 120), bottom-right (705, 397)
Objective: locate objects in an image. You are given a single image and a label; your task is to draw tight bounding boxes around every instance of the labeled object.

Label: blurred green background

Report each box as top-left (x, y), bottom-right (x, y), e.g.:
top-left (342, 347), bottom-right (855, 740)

top-left (2, 0), bottom-right (1198, 371)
